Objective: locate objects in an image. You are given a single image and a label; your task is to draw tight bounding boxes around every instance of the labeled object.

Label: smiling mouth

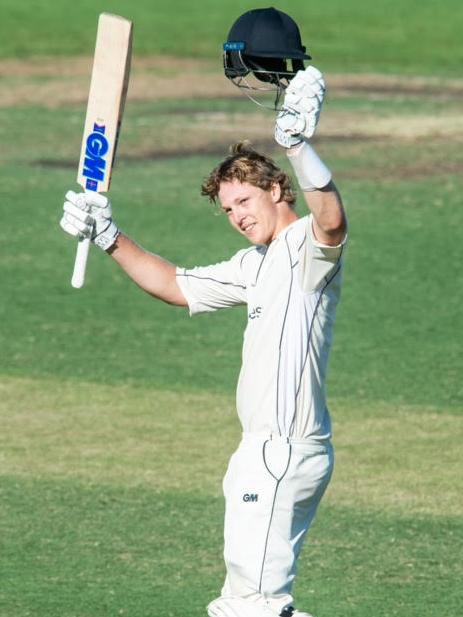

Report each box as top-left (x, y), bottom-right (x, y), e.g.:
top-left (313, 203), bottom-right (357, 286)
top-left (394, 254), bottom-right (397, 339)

top-left (242, 222), bottom-right (256, 234)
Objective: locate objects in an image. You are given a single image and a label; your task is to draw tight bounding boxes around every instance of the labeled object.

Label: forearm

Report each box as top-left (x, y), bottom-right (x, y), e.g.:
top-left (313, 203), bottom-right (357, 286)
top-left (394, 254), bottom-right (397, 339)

top-left (286, 142), bottom-right (347, 246)
top-left (302, 181), bottom-right (347, 246)
top-left (273, 65), bottom-right (347, 245)
top-left (107, 233), bottom-right (187, 306)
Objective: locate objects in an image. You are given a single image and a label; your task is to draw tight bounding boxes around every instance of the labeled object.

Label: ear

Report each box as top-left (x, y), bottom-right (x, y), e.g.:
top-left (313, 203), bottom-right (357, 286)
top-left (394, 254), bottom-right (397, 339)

top-left (270, 182), bottom-right (281, 203)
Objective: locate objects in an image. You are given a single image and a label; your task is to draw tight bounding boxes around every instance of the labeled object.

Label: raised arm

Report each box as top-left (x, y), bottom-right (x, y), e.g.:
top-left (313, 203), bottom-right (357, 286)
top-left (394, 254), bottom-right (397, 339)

top-left (287, 145), bottom-right (347, 246)
top-left (60, 190), bottom-right (187, 306)
top-left (275, 66), bottom-right (347, 246)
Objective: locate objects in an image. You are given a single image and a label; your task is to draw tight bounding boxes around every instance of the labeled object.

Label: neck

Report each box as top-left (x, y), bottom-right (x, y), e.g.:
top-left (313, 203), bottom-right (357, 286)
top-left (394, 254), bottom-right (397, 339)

top-left (271, 208), bottom-right (299, 242)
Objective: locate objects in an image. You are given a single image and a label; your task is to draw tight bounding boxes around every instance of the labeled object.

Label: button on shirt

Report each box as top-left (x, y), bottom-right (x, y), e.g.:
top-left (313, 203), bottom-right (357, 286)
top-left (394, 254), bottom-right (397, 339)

top-left (176, 215), bottom-right (346, 440)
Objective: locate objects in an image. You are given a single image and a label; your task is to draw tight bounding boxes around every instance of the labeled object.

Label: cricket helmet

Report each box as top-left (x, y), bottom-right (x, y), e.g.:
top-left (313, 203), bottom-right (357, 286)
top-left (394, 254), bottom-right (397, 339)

top-left (223, 7), bottom-right (311, 108)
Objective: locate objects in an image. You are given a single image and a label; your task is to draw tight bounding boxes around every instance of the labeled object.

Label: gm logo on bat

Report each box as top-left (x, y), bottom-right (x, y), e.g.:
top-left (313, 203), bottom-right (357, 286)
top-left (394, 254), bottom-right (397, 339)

top-left (82, 123), bottom-right (110, 191)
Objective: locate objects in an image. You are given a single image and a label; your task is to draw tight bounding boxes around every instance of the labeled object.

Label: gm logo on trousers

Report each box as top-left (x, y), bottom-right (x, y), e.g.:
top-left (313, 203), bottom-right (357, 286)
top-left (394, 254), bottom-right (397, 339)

top-left (243, 493), bottom-right (258, 502)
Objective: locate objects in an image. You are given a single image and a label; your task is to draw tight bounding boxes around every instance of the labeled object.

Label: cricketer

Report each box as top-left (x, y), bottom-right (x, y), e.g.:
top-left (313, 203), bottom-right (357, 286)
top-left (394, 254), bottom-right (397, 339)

top-left (60, 8), bottom-right (348, 617)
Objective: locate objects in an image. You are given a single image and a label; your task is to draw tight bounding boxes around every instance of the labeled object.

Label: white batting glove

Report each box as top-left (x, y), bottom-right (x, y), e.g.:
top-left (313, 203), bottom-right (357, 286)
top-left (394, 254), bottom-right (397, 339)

top-left (275, 66), bottom-right (326, 148)
top-left (60, 190), bottom-right (119, 251)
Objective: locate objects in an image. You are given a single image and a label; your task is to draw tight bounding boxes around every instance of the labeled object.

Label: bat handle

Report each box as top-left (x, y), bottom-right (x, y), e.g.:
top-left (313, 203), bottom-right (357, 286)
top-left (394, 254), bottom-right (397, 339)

top-left (71, 236), bottom-right (91, 288)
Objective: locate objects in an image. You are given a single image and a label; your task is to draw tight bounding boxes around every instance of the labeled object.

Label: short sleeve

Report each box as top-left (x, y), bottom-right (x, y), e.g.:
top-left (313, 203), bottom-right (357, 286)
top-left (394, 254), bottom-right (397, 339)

top-left (299, 215), bottom-right (347, 293)
top-left (176, 251), bottom-right (248, 315)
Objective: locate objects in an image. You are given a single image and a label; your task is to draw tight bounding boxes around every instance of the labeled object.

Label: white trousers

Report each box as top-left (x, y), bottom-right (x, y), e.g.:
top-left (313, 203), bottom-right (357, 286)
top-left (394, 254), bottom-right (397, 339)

top-left (218, 433), bottom-right (333, 615)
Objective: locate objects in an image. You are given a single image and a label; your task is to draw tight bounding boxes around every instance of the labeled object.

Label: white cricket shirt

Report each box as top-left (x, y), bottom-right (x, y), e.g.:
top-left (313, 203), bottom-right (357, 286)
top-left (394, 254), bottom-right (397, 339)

top-left (176, 215), bottom-right (346, 440)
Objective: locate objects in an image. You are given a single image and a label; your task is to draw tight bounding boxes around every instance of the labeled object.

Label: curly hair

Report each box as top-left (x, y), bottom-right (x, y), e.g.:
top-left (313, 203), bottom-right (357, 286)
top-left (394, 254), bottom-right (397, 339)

top-left (201, 141), bottom-right (297, 208)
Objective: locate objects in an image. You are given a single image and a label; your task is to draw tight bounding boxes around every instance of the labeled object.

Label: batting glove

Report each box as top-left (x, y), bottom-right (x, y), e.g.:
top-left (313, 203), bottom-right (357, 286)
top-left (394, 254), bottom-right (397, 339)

top-left (60, 190), bottom-right (119, 251)
top-left (275, 65), bottom-right (326, 148)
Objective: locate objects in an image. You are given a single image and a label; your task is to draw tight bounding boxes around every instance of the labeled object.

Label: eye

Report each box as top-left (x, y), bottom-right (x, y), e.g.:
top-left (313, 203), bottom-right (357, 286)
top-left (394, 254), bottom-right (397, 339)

top-left (222, 207), bottom-right (232, 216)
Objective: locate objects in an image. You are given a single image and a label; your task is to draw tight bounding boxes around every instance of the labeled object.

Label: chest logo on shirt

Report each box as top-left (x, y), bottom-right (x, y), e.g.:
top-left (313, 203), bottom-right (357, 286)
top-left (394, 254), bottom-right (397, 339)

top-left (248, 306), bottom-right (262, 320)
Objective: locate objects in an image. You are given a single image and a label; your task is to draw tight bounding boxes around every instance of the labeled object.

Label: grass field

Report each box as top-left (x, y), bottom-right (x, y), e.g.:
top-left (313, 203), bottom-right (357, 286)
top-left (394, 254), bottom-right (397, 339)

top-left (1, 1), bottom-right (463, 616)
top-left (1, 0), bottom-right (463, 76)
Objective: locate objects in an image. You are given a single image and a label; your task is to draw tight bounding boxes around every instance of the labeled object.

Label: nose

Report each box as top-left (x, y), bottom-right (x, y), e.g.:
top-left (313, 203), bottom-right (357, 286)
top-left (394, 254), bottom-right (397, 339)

top-left (232, 204), bottom-right (246, 225)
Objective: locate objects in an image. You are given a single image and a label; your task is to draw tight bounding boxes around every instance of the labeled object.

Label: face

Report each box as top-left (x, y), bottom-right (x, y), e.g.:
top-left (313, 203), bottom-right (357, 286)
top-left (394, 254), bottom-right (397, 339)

top-left (218, 179), bottom-right (296, 245)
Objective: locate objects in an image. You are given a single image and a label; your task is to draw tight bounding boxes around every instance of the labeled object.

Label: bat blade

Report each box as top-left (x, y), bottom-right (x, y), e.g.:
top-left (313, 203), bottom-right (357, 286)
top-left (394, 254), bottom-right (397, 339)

top-left (71, 13), bottom-right (132, 289)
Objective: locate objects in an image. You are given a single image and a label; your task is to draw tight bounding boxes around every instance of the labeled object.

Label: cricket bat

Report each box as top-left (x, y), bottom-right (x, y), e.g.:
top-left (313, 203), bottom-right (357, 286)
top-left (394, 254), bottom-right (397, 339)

top-left (71, 13), bottom-right (133, 289)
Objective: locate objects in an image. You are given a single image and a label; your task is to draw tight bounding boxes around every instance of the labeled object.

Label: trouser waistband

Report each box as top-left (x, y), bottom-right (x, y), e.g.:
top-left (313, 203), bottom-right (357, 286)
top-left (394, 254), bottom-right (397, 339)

top-left (241, 431), bottom-right (332, 448)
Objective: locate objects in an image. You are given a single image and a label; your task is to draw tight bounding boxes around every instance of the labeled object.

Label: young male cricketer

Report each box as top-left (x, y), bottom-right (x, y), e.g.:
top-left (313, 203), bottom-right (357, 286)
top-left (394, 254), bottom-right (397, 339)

top-left (61, 60), bottom-right (347, 617)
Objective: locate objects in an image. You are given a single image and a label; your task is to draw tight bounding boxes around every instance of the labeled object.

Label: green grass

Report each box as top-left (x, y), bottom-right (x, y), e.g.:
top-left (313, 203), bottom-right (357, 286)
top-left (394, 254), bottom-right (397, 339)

top-left (1, 7), bottom-right (463, 614)
top-left (1, 378), bottom-right (462, 616)
top-left (2, 477), bottom-right (461, 617)
top-left (0, 95), bottom-right (462, 409)
top-left (1, 0), bottom-right (463, 75)
top-left (1, 378), bottom-right (461, 515)
top-left (1, 478), bottom-right (225, 616)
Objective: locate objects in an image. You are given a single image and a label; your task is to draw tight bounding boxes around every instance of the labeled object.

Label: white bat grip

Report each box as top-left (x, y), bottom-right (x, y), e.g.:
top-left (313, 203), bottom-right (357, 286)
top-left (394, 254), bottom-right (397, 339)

top-left (71, 236), bottom-right (91, 288)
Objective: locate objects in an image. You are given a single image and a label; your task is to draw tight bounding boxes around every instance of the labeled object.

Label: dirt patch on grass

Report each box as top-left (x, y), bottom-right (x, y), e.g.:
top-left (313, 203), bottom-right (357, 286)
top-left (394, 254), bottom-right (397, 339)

top-left (328, 73), bottom-right (463, 99)
top-left (0, 56), bottom-right (240, 107)
top-left (4, 56), bottom-right (462, 180)
top-left (35, 142), bottom-right (462, 182)
top-left (2, 55), bottom-right (463, 108)
top-left (33, 104), bottom-right (463, 181)
top-left (323, 111), bottom-right (463, 140)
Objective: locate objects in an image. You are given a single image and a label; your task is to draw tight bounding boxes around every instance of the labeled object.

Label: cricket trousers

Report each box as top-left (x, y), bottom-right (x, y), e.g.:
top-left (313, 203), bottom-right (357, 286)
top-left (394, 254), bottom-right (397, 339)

top-left (218, 433), bottom-right (333, 615)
